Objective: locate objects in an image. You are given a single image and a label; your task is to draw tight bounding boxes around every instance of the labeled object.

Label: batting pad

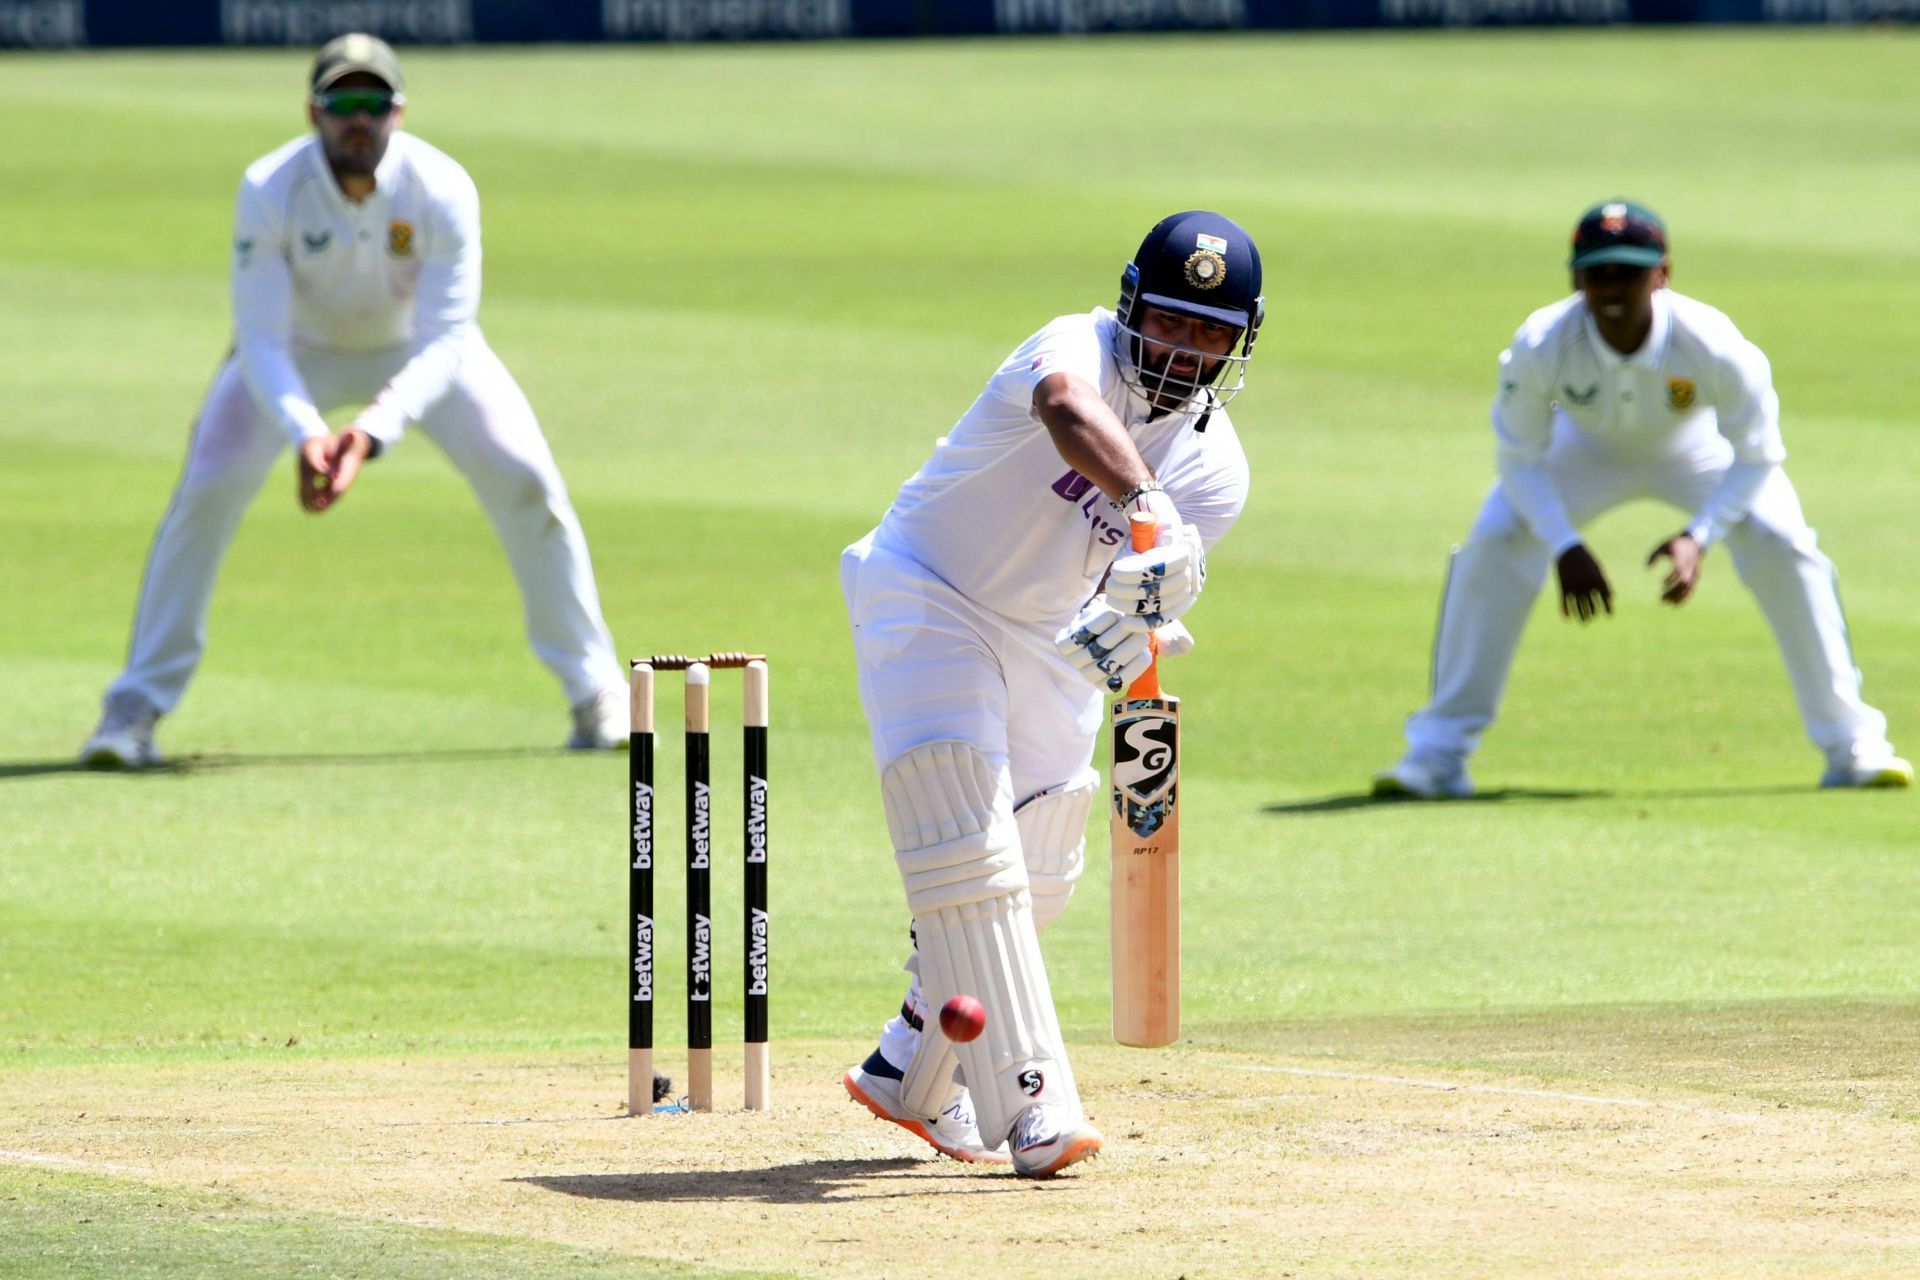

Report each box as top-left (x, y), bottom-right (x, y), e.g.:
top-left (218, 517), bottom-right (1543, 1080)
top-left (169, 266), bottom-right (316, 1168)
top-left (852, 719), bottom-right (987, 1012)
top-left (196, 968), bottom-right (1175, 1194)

top-left (881, 741), bottom-right (1082, 1147)
top-left (1015, 768), bottom-right (1098, 930)
top-left (898, 950), bottom-right (961, 1118)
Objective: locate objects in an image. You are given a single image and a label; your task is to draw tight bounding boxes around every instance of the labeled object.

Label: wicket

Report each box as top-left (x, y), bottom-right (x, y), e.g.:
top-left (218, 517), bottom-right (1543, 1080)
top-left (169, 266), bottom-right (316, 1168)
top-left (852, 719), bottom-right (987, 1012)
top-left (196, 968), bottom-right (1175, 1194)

top-left (628, 653), bottom-right (770, 1115)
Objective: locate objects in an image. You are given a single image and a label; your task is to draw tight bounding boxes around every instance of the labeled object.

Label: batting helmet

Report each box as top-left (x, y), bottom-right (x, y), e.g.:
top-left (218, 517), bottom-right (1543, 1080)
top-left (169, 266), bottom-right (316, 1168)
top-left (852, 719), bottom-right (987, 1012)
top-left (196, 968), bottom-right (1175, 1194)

top-left (1115, 210), bottom-right (1264, 410)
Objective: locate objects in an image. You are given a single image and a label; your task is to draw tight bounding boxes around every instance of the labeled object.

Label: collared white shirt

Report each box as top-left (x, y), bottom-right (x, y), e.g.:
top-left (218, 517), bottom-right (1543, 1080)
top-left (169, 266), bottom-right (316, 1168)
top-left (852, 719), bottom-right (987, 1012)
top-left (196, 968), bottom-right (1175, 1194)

top-left (230, 131), bottom-right (481, 446)
top-left (874, 308), bottom-right (1250, 628)
top-left (1491, 289), bottom-right (1786, 551)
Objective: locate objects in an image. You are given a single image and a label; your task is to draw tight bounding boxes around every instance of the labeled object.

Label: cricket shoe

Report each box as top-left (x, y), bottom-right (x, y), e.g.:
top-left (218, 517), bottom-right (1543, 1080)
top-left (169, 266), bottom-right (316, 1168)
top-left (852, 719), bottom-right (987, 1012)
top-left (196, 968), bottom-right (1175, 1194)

top-left (1009, 1103), bottom-right (1104, 1179)
top-left (1820, 748), bottom-right (1913, 790)
top-left (80, 690), bottom-right (162, 770)
top-left (1372, 753), bottom-right (1474, 800)
top-left (843, 1052), bottom-right (1010, 1166)
top-left (566, 686), bottom-right (630, 751)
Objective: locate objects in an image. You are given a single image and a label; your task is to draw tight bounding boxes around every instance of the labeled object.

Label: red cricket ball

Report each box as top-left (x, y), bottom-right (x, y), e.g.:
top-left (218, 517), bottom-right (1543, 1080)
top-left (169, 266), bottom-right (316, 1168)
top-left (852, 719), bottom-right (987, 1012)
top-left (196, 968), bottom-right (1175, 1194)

top-left (939, 994), bottom-right (987, 1044)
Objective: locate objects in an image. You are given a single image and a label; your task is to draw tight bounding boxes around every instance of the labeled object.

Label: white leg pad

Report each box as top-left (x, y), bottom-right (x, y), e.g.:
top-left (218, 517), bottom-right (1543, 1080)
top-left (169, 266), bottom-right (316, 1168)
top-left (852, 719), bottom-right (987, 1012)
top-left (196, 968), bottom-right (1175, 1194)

top-left (898, 947), bottom-right (962, 1117)
top-left (1015, 769), bottom-right (1097, 930)
top-left (882, 742), bottom-right (1081, 1148)
top-left (900, 1022), bottom-right (961, 1118)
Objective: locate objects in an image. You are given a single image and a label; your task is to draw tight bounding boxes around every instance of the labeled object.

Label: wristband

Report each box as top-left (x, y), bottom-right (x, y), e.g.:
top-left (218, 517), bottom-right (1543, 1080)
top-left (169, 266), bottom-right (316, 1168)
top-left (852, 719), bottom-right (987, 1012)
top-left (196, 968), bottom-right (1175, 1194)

top-left (1117, 479), bottom-right (1164, 509)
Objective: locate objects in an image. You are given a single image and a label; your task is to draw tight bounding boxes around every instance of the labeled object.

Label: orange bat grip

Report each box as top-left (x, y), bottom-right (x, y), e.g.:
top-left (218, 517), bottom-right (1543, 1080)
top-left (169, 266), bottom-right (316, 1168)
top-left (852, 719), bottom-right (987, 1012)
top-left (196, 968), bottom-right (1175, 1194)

top-left (1126, 512), bottom-right (1161, 699)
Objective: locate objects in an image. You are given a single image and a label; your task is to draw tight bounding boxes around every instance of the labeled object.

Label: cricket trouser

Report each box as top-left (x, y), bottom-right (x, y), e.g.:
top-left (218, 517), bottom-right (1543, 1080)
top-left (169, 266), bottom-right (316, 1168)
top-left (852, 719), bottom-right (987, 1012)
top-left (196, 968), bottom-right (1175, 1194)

top-left (1403, 436), bottom-right (1891, 764)
top-left (108, 334), bottom-right (622, 714)
top-left (840, 530), bottom-right (1098, 1138)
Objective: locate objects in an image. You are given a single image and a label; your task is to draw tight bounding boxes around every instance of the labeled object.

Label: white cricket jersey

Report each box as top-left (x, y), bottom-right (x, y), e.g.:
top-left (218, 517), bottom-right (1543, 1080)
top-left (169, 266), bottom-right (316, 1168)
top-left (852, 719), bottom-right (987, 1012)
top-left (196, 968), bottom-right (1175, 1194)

top-left (872, 308), bottom-right (1251, 628)
top-left (230, 131), bottom-right (482, 447)
top-left (1492, 288), bottom-right (1786, 552)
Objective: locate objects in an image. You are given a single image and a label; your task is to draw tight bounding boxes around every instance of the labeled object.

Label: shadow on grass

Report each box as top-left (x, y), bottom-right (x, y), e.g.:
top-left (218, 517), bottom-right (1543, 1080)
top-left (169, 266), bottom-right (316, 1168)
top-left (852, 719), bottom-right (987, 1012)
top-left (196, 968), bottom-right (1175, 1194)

top-left (516, 1157), bottom-right (1025, 1205)
top-left (0, 747), bottom-right (581, 781)
top-left (1265, 782), bottom-right (1814, 814)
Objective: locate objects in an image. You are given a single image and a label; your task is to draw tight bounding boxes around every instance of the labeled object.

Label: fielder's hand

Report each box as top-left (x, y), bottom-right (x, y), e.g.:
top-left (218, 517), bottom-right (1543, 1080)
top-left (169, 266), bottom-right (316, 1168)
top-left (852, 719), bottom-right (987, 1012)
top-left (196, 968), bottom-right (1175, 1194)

top-left (1646, 532), bottom-right (1702, 606)
top-left (1555, 542), bottom-right (1613, 623)
top-left (1106, 523), bottom-right (1205, 627)
top-left (297, 427), bottom-right (374, 514)
top-left (1055, 597), bottom-right (1154, 693)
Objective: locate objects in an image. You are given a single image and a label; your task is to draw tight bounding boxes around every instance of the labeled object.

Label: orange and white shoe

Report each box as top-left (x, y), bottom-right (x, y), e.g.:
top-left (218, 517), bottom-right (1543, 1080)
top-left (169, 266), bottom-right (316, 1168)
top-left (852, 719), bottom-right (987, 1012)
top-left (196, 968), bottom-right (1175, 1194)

top-left (1009, 1103), bottom-right (1103, 1178)
top-left (844, 1054), bottom-right (1009, 1166)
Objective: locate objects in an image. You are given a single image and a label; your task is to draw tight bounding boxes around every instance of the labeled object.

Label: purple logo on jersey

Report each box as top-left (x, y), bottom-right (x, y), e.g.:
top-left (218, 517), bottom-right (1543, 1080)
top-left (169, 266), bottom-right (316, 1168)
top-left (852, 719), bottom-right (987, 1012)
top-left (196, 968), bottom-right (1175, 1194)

top-left (1051, 469), bottom-right (1127, 547)
top-left (1051, 469), bottom-right (1095, 502)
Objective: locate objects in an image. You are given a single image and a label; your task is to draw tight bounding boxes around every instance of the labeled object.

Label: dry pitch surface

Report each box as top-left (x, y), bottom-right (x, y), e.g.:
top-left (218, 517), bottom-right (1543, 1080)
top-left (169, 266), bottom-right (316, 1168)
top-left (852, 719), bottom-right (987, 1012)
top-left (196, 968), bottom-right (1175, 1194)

top-left (6, 1042), bottom-right (1920, 1278)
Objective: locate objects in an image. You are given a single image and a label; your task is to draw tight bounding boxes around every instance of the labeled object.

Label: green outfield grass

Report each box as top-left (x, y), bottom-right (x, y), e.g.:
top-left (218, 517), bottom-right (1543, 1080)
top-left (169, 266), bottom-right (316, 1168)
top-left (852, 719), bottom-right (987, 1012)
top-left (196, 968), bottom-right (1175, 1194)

top-left (2, 30), bottom-right (1917, 1279)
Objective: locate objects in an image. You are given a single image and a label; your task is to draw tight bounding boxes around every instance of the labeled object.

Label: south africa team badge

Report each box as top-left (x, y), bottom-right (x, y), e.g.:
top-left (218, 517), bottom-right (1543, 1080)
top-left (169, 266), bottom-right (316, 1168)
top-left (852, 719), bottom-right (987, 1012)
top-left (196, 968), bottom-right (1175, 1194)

top-left (388, 220), bottom-right (414, 257)
top-left (1667, 377), bottom-right (1696, 410)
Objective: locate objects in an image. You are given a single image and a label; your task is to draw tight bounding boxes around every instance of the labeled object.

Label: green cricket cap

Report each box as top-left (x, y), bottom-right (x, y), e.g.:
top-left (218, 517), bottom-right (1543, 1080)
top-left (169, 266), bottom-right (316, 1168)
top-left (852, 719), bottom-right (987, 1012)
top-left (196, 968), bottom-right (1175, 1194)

top-left (311, 33), bottom-right (405, 96)
top-left (1569, 199), bottom-right (1668, 270)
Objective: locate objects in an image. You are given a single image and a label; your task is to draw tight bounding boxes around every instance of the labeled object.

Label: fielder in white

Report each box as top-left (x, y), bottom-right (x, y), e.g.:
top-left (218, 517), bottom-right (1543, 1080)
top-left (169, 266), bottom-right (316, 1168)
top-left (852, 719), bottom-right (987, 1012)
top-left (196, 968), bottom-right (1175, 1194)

top-left (1377, 199), bottom-right (1908, 799)
top-left (81, 35), bottom-right (628, 768)
top-left (840, 211), bottom-right (1264, 1176)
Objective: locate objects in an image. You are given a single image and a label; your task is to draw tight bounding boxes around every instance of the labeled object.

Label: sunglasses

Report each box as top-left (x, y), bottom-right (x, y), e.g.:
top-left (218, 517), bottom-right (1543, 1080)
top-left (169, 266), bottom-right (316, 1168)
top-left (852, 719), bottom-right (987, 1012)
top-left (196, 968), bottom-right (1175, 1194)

top-left (313, 89), bottom-right (402, 119)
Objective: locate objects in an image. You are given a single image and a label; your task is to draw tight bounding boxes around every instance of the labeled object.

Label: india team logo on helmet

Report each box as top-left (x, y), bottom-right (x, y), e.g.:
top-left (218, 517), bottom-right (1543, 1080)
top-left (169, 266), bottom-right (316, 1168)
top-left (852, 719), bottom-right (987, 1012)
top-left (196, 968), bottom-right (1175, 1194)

top-left (1115, 210), bottom-right (1265, 410)
top-left (1184, 248), bottom-right (1227, 290)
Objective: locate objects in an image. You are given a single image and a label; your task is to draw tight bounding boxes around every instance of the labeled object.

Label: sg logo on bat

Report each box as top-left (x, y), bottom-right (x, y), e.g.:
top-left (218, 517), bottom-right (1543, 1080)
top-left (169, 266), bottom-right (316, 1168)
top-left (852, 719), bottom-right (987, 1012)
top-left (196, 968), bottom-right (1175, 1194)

top-left (1112, 703), bottom-right (1179, 838)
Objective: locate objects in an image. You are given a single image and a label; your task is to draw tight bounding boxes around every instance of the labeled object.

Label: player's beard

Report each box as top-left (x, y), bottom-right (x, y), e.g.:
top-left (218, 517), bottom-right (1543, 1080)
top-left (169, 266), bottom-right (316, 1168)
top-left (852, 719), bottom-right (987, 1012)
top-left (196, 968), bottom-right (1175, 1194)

top-left (1139, 346), bottom-right (1222, 415)
top-left (325, 127), bottom-right (387, 178)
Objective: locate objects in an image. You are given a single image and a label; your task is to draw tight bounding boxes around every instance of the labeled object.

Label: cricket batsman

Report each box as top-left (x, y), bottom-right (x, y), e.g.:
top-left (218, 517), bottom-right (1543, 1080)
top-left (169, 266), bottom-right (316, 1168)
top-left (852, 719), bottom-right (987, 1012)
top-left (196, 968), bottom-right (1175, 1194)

top-left (82, 34), bottom-right (629, 768)
top-left (839, 211), bottom-right (1264, 1175)
top-left (1376, 199), bottom-right (1908, 799)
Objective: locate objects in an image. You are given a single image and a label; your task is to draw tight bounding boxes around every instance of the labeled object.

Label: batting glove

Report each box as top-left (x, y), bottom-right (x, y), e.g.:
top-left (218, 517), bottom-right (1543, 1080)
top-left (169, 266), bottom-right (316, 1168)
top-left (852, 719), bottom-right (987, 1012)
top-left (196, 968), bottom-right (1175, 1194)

top-left (1106, 523), bottom-right (1205, 627)
top-left (1055, 597), bottom-right (1154, 693)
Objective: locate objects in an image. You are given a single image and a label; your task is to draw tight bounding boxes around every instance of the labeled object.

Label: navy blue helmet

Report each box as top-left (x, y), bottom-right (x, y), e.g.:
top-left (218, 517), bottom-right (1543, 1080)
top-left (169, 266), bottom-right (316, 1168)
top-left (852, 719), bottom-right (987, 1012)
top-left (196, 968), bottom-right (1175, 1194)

top-left (1115, 210), bottom-right (1264, 409)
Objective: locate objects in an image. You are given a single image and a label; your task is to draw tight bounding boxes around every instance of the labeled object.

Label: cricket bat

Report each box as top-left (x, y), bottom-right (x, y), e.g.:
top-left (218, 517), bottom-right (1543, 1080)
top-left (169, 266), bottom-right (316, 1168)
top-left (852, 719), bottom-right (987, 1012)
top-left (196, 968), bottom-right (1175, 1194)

top-left (1110, 512), bottom-right (1181, 1048)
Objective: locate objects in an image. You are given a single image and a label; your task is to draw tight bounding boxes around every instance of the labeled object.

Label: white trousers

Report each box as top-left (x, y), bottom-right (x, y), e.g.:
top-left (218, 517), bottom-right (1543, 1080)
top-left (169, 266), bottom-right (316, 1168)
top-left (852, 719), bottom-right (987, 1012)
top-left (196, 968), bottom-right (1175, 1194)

top-left (108, 337), bottom-right (623, 714)
top-left (1404, 428), bottom-right (1891, 764)
top-left (841, 532), bottom-right (1101, 1093)
top-left (840, 531), bottom-right (1103, 801)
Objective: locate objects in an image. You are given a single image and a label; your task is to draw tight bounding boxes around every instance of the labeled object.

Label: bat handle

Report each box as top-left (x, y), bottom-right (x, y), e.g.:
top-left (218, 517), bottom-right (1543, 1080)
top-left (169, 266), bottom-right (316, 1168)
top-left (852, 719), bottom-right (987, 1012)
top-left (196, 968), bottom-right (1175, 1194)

top-left (1126, 512), bottom-right (1161, 700)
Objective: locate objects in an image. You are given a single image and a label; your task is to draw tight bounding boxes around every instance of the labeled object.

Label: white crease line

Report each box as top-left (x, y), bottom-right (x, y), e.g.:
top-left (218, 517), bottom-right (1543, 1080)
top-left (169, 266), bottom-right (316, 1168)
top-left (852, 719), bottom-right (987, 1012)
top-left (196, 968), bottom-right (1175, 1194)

top-left (1222, 1063), bottom-right (1752, 1113)
top-left (0, 1148), bottom-right (149, 1174)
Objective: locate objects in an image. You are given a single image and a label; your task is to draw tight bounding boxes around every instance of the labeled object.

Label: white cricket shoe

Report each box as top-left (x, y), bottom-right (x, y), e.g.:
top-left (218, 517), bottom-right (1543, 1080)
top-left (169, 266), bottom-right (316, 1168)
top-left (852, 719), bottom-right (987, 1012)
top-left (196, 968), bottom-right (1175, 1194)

top-left (1820, 748), bottom-right (1913, 790)
top-left (80, 691), bottom-right (162, 770)
top-left (1009, 1102), bottom-right (1104, 1179)
top-left (566, 686), bottom-right (629, 751)
top-left (843, 1054), bottom-right (1009, 1166)
top-left (1372, 753), bottom-right (1475, 800)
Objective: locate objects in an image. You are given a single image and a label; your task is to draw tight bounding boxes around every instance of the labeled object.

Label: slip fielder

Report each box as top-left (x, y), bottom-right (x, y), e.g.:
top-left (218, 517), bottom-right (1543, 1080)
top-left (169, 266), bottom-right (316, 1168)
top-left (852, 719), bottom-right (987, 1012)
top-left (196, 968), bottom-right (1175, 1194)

top-left (1377, 199), bottom-right (1908, 799)
top-left (82, 35), bottom-right (628, 768)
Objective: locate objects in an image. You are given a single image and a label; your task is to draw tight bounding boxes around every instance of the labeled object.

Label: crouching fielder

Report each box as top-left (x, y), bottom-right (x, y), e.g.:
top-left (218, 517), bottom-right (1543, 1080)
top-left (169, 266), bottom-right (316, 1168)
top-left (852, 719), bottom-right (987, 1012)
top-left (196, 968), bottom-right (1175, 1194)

top-left (81, 35), bottom-right (627, 768)
top-left (840, 212), bottom-right (1264, 1176)
top-left (1377, 200), bottom-right (1907, 799)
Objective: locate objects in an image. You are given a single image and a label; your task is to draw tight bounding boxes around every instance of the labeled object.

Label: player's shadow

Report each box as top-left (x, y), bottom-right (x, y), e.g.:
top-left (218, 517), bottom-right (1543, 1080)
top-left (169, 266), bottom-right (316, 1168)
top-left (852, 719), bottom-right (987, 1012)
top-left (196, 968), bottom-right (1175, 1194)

top-left (1265, 782), bottom-right (1811, 814)
top-left (516, 1157), bottom-right (1023, 1205)
top-left (0, 747), bottom-right (572, 782)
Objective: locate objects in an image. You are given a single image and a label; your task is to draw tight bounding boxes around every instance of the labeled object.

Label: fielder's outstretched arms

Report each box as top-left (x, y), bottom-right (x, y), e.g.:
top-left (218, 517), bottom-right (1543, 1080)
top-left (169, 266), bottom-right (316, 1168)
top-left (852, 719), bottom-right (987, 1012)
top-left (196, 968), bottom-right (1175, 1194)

top-left (839, 211), bottom-right (1265, 1176)
top-left (81, 35), bottom-right (629, 769)
top-left (1375, 199), bottom-right (1909, 801)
